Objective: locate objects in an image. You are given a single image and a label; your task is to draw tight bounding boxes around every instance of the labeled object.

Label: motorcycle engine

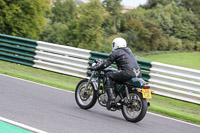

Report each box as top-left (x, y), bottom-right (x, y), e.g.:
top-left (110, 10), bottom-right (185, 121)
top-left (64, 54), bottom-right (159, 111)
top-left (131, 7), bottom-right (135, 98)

top-left (99, 93), bottom-right (108, 105)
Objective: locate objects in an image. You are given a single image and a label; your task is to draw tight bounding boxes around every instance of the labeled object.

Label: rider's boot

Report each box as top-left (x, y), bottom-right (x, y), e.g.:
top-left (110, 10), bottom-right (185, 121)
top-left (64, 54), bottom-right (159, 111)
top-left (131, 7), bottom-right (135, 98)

top-left (106, 88), bottom-right (115, 110)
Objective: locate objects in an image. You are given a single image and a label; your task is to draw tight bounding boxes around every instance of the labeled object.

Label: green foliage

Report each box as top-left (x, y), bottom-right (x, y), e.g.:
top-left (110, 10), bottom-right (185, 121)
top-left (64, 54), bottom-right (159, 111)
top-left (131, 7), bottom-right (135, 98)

top-left (174, 21), bottom-right (197, 41)
top-left (103, 0), bottom-right (122, 16)
top-left (124, 19), bottom-right (143, 31)
top-left (1, 0), bottom-right (200, 52)
top-left (182, 40), bottom-right (196, 51)
top-left (40, 0), bottom-right (105, 51)
top-left (40, 22), bottom-right (69, 45)
top-left (142, 0), bottom-right (173, 9)
top-left (179, 0), bottom-right (200, 18)
top-left (122, 19), bottom-right (142, 51)
top-left (40, 0), bottom-right (79, 47)
top-left (123, 7), bottom-right (147, 21)
top-left (0, 0), bottom-right (50, 39)
top-left (102, 15), bottom-right (116, 35)
top-left (121, 1), bottom-right (200, 51)
top-left (103, 0), bottom-right (122, 33)
top-left (50, 0), bottom-right (78, 24)
top-left (142, 20), bottom-right (164, 51)
top-left (148, 4), bottom-right (174, 38)
top-left (169, 2), bottom-right (197, 41)
top-left (122, 18), bottom-right (164, 51)
top-left (101, 39), bottom-right (112, 53)
top-left (196, 41), bottom-right (200, 51)
top-left (122, 30), bottom-right (138, 51)
top-left (75, 0), bottom-right (105, 51)
top-left (167, 36), bottom-right (183, 50)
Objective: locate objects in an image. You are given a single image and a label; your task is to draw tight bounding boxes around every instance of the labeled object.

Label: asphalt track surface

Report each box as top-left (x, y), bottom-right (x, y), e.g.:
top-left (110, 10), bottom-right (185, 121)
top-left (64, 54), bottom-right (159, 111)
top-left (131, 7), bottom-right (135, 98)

top-left (0, 74), bottom-right (199, 133)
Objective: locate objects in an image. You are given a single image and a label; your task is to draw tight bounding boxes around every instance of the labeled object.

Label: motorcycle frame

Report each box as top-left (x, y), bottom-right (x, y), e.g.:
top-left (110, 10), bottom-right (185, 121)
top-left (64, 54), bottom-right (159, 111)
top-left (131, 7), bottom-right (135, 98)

top-left (88, 70), bottom-right (138, 108)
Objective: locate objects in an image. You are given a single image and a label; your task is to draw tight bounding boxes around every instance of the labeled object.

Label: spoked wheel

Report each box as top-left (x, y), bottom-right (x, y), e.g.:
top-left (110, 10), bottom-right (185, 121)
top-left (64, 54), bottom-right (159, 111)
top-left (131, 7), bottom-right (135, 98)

top-left (122, 91), bottom-right (147, 123)
top-left (75, 79), bottom-right (97, 109)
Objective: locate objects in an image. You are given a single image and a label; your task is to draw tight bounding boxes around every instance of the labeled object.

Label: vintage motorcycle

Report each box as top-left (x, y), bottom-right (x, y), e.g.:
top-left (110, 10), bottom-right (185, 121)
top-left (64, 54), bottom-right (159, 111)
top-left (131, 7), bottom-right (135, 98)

top-left (75, 59), bottom-right (153, 122)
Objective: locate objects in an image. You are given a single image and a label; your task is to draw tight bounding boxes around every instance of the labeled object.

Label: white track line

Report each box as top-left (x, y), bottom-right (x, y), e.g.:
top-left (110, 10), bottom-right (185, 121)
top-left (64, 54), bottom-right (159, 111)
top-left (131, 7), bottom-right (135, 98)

top-left (0, 73), bottom-right (200, 128)
top-left (0, 116), bottom-right (48, 133)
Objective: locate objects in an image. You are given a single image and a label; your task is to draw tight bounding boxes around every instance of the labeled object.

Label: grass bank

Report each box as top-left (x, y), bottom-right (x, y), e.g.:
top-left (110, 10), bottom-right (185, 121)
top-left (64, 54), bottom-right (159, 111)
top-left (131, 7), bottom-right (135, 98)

top-left (0, 60), bottom-right (80, 91)
top-left (0, 57), bottom-right (199, 125)
top-left (137, 52), bottom-right (200, 70)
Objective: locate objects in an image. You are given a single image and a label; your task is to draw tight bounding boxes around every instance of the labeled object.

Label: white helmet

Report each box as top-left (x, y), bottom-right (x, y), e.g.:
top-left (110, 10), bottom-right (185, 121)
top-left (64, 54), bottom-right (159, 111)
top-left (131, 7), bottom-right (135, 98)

top-left (112, 38), bottom-right (127, 51)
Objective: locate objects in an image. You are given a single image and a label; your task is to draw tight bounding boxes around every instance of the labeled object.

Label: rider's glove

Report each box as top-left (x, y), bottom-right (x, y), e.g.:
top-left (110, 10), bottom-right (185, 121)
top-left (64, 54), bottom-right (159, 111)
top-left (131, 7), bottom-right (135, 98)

top-left (89, 66), bottom-right (97, 71)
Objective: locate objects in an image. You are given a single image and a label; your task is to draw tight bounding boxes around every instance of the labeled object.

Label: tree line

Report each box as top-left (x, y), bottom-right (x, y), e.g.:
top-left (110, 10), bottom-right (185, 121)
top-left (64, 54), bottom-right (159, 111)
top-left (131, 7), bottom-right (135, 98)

top-left (1, 0), bottom-right (200, 53)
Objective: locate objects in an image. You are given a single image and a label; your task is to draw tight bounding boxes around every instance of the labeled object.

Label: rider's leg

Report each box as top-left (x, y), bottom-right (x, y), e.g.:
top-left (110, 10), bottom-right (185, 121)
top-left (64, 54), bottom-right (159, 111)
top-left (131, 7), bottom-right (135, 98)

top-left (105, 70), bottom-right (137, 110)
top-left (104, 76), bottom-right (115, 110)
top-left (104, 76), bottom-right (115, 102)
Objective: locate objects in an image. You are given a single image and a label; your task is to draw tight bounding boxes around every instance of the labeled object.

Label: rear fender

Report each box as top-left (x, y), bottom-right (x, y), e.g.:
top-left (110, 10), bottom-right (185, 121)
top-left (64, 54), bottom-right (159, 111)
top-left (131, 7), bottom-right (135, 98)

top-left (127, 78), bottom-right (146, 88)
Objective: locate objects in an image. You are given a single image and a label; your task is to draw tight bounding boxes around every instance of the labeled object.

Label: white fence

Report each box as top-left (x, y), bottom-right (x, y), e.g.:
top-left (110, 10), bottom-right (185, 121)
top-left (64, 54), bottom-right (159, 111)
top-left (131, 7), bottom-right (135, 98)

top-left (149, 62), bottom-right (200, 104)
top-left (33, 41), bottom-right (90, 78)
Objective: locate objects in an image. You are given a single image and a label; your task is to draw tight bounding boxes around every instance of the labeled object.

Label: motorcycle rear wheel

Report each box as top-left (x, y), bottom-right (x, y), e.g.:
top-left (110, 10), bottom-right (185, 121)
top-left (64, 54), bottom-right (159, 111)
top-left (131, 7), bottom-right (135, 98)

top-left (122, 91), bottom-right (147, 123)
top-left (75, 79), bottom-right (97, 109)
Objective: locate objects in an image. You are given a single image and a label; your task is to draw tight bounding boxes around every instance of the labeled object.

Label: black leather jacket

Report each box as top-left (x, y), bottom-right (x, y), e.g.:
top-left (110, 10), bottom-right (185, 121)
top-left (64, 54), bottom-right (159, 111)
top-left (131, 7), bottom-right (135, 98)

top-left (96, 47), bottom-right (140, 71)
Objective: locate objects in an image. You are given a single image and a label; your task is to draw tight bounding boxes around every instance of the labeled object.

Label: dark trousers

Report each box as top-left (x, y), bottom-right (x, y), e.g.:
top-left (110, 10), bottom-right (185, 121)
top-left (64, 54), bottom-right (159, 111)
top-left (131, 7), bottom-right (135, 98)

top-left (105, 69), bottom-right (141, 89)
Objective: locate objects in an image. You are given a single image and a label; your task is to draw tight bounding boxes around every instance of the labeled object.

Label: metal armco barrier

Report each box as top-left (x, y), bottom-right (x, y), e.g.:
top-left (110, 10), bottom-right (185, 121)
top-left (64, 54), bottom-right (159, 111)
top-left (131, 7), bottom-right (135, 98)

top-left (0, 34), bottom-right (37, 66)
top-left (0, 34), bottom-right (199, 104)
top-left (149, 62), bottom-right (200, 104)
top-left (34, 41), bottom-right (91, 79)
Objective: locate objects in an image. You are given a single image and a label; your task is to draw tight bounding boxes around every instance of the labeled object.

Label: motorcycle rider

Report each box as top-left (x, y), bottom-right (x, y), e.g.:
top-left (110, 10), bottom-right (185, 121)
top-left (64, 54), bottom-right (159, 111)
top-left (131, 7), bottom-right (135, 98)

top-left (90, 37), bottom-right (141, 110)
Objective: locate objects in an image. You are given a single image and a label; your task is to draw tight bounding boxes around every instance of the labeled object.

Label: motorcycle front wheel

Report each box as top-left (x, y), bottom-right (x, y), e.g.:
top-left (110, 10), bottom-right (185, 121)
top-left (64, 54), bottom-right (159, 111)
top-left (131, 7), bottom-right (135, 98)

top-left (75, 79), bottom-right (97, 109)
top-left (122, 91), bottom-right (147, 123)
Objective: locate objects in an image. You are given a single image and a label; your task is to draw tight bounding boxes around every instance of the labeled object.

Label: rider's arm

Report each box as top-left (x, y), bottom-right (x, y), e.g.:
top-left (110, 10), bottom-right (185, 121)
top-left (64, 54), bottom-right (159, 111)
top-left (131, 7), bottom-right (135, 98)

top-left (95, 50), bottom-right (117, 70)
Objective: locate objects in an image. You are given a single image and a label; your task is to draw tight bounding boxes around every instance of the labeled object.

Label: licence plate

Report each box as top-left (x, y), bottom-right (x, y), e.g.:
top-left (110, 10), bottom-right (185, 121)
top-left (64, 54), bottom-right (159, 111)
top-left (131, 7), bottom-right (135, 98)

top-left (142, 89), bottom-right (152, 99)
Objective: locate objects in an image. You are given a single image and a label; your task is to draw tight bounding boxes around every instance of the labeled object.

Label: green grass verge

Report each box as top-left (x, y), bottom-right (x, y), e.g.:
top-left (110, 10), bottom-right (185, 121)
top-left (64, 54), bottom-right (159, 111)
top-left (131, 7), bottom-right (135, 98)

top-left (0, 60), bottom-right (199, 125)
top-left (148, 95), bottom-right (200, 125)
top-left (0, 60), bottom-right (80, 91)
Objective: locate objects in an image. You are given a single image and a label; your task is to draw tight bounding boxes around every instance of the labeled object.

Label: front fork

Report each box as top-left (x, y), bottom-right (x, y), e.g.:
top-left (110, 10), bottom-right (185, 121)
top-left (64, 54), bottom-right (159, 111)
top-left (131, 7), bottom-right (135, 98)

top-left (80, 72), bottom-right (96, 96)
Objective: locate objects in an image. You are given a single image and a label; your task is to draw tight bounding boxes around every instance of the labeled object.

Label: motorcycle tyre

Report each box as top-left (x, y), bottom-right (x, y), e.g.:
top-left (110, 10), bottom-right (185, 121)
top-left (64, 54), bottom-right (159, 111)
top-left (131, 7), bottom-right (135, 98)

top-left (75, 79), bottom-right (97, 110)
top-left (122, 91), bottom-right (147, 123)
